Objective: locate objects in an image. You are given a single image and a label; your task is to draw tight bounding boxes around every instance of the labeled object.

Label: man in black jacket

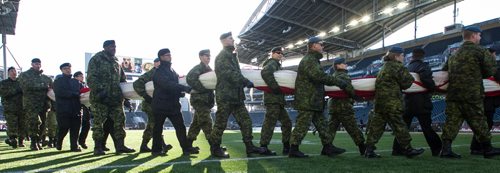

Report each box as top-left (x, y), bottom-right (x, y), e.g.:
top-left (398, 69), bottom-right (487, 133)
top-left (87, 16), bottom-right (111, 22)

top-left (53, 63), bottom-right (82, 152)
top-left (151, 48), bottom-right (196, 156)
top-left (392, 48), bottom-right (442, 156)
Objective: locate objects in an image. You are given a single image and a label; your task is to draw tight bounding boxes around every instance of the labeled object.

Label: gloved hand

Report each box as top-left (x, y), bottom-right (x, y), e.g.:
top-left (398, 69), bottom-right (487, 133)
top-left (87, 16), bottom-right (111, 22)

top-left (98, 90), bottom-right (108, 101)
top-left (180, 92), bottom-right (186, 98)
top-left (245, 80), bottom-right (254, 88)
top-left (123, 99), bottom-right (133, 112)
top-left (183, 86), bottom-right (192, 93)
top-left (336, 80), bottom-right (348, 90)
top-left (144, 96), bottom-right (153, 104)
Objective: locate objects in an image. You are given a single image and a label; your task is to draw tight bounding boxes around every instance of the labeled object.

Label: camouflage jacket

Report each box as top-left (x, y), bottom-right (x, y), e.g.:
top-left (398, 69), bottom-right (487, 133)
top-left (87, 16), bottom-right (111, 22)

top-left (293, 51), bottom-right (345, 111)
top-left (0, 78), bottom-right (23, 111)
top-left (329, 69), bottom-right (355, 103)
top-left (214, 46), bottom-right (250, 104)
top-left (261, 58), bottom-right (285, 105)
top-left (133, 67), bottom-right (156, 100)
top-left (187, 62), bottom-right (214, 108)
top-left (17, 68), bottom-right (52, 108)
top-left (87, 51), bottom-right (126, 106)
top-left (443, 41), bottom-right (496, 102)
top-left (374, 60), bottom-right (414, 112)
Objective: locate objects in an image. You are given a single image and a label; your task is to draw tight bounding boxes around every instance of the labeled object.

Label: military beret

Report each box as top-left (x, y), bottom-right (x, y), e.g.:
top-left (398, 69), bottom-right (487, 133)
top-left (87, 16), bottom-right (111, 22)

top-left (154, 58), bottom-right (160, 62)
top-left (308, 36), bottom-right (324, 44)
top-left (59, 62), bottom-right (71, 70)
top-left (412, 48), bottom-right (425, 58)
top-left (463, 26), bottom-right (482, 33)
top-left (7, 66), bottom-right (15, 72)
top-left (333, 58), bottom-right (346, 65)
top-left (271, 47), bottom-right (283, 53)
top-left (103, 40), bottom-right (115, 48)
top-left (73, 71), bottom-right (83, 78)
top-left (31, 58), bottom-right (41, 63)
top-left (157, 48), bottom-right (171, 58)
top-left (389, 46), bottom-right (404, 54)
top-left (199, 49), bottom-right (210, 56)
top-left (220, 32), bottom-right (232, 40)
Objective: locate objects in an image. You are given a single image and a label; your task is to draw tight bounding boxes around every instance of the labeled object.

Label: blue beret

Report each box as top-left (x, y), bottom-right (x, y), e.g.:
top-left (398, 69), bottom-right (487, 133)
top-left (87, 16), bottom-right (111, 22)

top-left (220, 32), bottom-right (232, 40)
top-left (308, 36), bottom-right (324, 44)
top-left (59, 62), bottom-right (71, 69)
top-left (199, 49), bottom-right (210, 56)
top-left (157, 48), bottom-right (170, 58)
top-left (154, 58), bottom-right (160, 62)
top-left (463, 26), bottom-right (482, 33)
top-left (31, 58), bottom-right (41, 63)
top-left (103, 40), bottom-right (115, 48)
top-left (389, 46), bottom-right (404, 54)
top-left (333, 58), bottom-right (346, 65)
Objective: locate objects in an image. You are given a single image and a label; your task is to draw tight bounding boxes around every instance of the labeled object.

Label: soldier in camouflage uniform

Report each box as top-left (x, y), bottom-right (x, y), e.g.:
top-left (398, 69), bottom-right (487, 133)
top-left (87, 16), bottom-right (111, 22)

top-left (290, 37), bottom-right (348, 158)
top-left (87, 40), bottom-right (135, 155)
top-left (259, 47), bottom-right (292, 156)
top-left (46, 101), bottom-right (57, 148)
top-left (186, 49), bottom-right (215, 151)
top-left (210, 32), bottom-right (265, 158)
top-left (327, 58), bottom-right (366, 155)
top-left (0, 67), bottom-right (25, 148)
top-left (441, 26), bottom-right (500, 159)
top-left (18, 58), bottom-right (53, 151)
top-left (365, 46), bottom-right (424, 158)
top-left (133, 58), bottom-right (173, 153)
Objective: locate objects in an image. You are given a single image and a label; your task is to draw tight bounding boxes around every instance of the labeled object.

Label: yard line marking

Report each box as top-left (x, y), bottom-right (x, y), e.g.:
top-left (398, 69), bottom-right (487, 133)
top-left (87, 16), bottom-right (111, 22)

top-left (22, 142), bottom-right (499, 173)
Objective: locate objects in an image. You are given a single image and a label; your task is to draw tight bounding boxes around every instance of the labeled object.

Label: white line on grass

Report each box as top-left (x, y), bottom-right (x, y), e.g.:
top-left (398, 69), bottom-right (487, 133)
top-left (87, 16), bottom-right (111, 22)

top-left (23, 142), bottom-right (500, 173)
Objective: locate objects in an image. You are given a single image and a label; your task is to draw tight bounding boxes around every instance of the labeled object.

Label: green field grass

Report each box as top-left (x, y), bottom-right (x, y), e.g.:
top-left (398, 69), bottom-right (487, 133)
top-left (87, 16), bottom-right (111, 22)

top-left (1, 130), bottom-right (499, 173)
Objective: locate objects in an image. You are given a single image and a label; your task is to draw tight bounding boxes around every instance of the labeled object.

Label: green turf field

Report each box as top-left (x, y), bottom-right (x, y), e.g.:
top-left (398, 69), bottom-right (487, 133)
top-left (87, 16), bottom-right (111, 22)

top-left (1, 130), bottom-right (499, 173)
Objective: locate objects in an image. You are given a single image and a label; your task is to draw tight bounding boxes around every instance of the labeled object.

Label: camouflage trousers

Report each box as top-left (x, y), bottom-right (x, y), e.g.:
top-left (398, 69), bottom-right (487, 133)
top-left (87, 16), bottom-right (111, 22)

top-left (260, 104), bottom-right (292, 146)
top-left (141, 102), bottom-right (154, 141)
top-left (25, 108), bottom-right (48, 138)
top-left (290, 110), bottom-right (331, 146)
top-left (366, 108), bottom-right (412, 149)
top-left (4, 110), bottom-right (26, 138)
top-left (442, 100), bottom-right (491, 142)
top-left (91, 102), bottom-right (126, 141)
top-left (328, 100), bottom-right (365, 146)
top-left (47, 110), bottom-right (58, 138)
top-left (187, 105), bottom-right (213, 142)
top-left (210, 103), bottom-right (253, 146)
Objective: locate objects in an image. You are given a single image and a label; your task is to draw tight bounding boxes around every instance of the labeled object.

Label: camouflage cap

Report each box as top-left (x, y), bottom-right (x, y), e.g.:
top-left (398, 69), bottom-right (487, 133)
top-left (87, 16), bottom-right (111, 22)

top-left (199, 49), bottom-right (210, 56)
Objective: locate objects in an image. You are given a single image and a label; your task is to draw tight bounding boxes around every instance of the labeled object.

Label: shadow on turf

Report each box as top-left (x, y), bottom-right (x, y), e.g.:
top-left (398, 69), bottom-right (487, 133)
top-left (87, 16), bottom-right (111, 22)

top-left (82, 153), bottom-right (157, 172)
top-left (1, 151), bottom-right (93, 172)
top-left (0, 150), bottom-right (67, 164)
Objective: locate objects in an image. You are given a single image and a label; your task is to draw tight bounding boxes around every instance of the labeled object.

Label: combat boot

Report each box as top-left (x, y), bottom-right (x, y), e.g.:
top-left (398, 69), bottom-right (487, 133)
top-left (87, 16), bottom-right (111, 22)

top-left (364, 145), bottom-right (381, 158)
top-left (18, 137), bottom-right (25, 147)
top-left (440, 140), bottom-right (461, 159)
top-left (481, 141), bottom-right (500, 159)
top-left (140, 138), bottom-right (152, 153)
top-left (245, 142), bottom-right (266, 157)
top-left (331, 144), bottom-right (346, 155)
top-left (358, 143), bottom-right (366, 156)
top-left (288, 144), bottom-right (308, 158)
top-left (115, 139), bottom-right (135, 154)
top-left (183, 147), bottom-right (200, 155)
top-left (93, 140), bottom-right (105, 156)
top-left (6, 137), bottom-right (17, 149)
top-left (56, 136), bottom-right (63, 151)
top-left (186, 138), bottom-right (200, 151)
top-left (282, 142), bottom-right (290, 155)
top-left (260, 145), bottom-right (277, 156)
top-left (402, 147), bottom-right (425, 158)
top-left (30, 136), bottom-right (39, 151)
top-left (321, 143), bottom-right (345, 157)
top-left (211, 144), bottom-right (230, 158)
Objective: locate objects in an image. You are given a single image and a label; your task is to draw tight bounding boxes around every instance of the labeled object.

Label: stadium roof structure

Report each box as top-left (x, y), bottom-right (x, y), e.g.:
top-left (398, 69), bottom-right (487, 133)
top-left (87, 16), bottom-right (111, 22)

top-left (0, 0), bottom-right (20, 35)
top-left (237, 0), bottom-right (461, 66)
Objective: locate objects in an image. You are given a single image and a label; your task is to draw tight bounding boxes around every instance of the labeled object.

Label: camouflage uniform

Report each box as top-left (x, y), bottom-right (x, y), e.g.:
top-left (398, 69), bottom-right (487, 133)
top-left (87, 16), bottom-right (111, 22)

top-left (441, 41), bottom-right (495, 143)
top-left (211, 46), bottom-right (254, 146)
top-left (327, 69), bottom-right (365, 146)
top-left (0, 77), bottom-right (25, 140)
top-left (186, 62), bottom-right (214, 142)
top-left (46, 101), bottom-right (58, 141)
top-left (17, 68), bottom-right (52, 139)
top-left (133, 68), bottom-right (156, 142)
top-left (291, 51), bottom-right (345, 146)
top-left (366, 60), bottom-right (414, 149)
top-left (259, 58), bottom-right (292, 146)
top-left (87, 51), bottom-right (127, 142)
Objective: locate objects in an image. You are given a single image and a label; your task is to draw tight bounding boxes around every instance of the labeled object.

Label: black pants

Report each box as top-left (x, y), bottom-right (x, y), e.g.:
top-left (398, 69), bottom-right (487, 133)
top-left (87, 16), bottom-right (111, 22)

top-left (392, 111), bottom-right (442, 153)
top-left (57, 115), bottom-right (81, 150)
top-left (470, 96), bottom-right (499, 150)
top-left (151, 109), bottom-right (187, 153)
top-left (79, 106), bottom-right (91, 145)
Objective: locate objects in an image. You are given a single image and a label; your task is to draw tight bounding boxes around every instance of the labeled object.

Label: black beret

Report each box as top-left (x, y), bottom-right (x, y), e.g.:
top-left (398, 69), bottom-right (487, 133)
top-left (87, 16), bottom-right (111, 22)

top-left (154, 58), bottom-right (160, 62)
top-left (157, 48), bottom-right (171, 58)
top-left (333, 58), bottom-right (346, 65)
top-left (220, 32), bottom-right (232, 40)
top-left (73, 71), bottom-right (83, 78)
top-left (103, 40), bottom-right (115, 48)
top-left (199, 49), bottom-right (210, 56)
top-left (7, 66), bottom-right (15, 72)
top-left (463, 26), bottom-right (482, 33)
top-left (412, 48), bottom-right (425, 58)
top-left (59, 62), bottom-right (71, 70)
top-left (271, 47), bottom-right (283, 53)
top-left (389, 46), bottom-right (404, 54)
top-left (31, 58), bottom-right (41, 63)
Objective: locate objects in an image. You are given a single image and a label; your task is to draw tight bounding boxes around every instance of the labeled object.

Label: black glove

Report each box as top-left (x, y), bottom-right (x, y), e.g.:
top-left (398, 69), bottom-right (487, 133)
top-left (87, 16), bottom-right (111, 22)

top-left (337, 80), bottom-right (348, 90)
top-left (123, 99), bottom-right (133, 112)
top-left (184, 86), bottom-right (192, 93)
top-left (180, 92), bottom-right (186, 98)
top-left (98, 90), bottom-right (108, 101)
top-left (245, 81), bottom-right (254, 88)
top-left (144, 96), bottom-right (153, 104)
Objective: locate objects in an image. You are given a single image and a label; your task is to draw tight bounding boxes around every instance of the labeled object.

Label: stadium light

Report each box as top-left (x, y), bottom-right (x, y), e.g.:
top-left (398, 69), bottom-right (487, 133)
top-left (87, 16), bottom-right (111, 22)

top-left (317, 32), bottom-right (326, 37)
top-left (361, 15), bottom-right (371, 22)
top-left (329, 26), bottom-right (340, 33)
top-left (381, 7), bottom-right (394, 15)
top-left (397, 2), bottom-right (409, 9)
top-left (287, 44), bottom-right (294, 49)
top-left (295, 40), bottom-right (304, 45)
top-left (348, 19), bottom-right (359, 26)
